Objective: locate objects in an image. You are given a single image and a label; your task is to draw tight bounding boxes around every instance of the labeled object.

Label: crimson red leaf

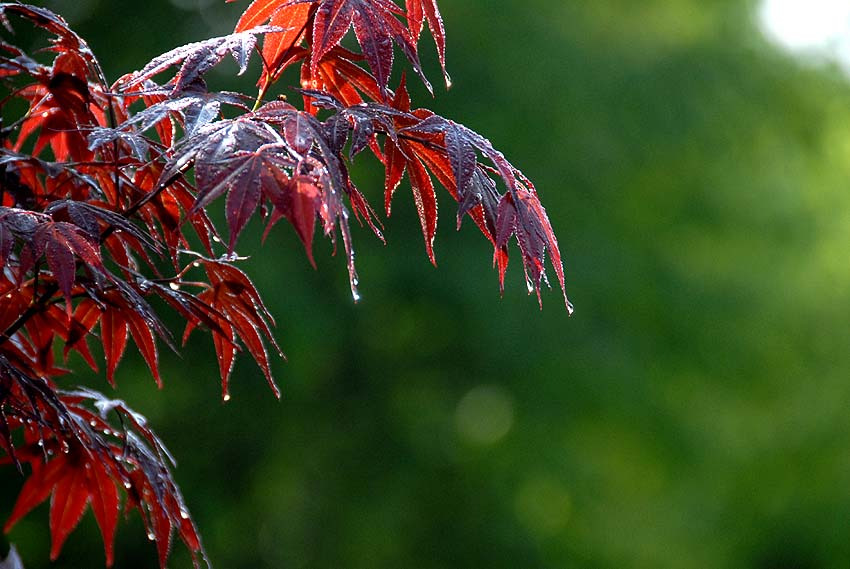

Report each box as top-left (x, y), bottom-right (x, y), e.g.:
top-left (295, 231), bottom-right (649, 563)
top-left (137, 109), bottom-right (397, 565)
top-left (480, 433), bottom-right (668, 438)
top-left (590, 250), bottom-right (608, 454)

top-left (311, 0), bottom-right (356, 77)
top-left (241, 2), bottom-right (312, 85)
top-left (87, 459), bottom-right (119, 567)
top-left (63, 299), bottom-right (101, 371)
top-left (124, 309), bottom-right (162, 388)
top-left (351, 5), bottom-right (394, 95)
top-left (418, 0), bottom-right (448, 87)
top-left (265, 175), bottom-right (320, 265)
top-left (100, 308), bottom-right (128, 388)
top-left (49, 464), bottom-right (88, 561)
top-left (4, 458), bottom-right (65, 533)
top-left (406, 155), bottom-right (438, 264)
top-left (383, 139), bottom-right (405, 215)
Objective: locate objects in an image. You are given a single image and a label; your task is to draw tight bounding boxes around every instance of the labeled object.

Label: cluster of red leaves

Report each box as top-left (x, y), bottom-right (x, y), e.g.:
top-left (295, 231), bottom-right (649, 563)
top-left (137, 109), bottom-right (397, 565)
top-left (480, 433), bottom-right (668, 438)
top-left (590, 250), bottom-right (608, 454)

top-left (231, 0), bottom-right (448, 101)
top-left (1, 379), bottom-right (200, 568)
top-left (0, 0), bottom-right (570, 567)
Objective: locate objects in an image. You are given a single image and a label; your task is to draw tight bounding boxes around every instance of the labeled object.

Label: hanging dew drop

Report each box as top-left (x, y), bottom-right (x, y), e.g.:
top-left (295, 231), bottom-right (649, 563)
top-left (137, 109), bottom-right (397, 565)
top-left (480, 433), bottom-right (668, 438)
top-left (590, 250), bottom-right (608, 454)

top-left (169, 282), bottom-right (180, 291)
top-left (223, 394), bottom-right (231, 402)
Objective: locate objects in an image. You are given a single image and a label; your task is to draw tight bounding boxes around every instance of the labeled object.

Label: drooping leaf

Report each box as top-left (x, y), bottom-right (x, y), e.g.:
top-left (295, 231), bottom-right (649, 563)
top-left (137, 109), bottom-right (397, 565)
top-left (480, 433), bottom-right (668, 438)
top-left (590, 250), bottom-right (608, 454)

top-left (182, 259), bottom-right (281, 400)
top-left (406, 155), bottom-right (438, 264)
top-left (3, 444), bottom-right (120, 566)
top-left (100, 307), bottom-right (128, 388)
top-left (406, 0), bottom-right (448, 86)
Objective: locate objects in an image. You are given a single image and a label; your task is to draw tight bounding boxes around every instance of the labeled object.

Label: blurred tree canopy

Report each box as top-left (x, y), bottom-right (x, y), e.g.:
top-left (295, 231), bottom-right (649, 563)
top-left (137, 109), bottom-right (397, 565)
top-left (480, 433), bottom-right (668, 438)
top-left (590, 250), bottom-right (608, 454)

top-left (4, 0), bottom-right (850, 567)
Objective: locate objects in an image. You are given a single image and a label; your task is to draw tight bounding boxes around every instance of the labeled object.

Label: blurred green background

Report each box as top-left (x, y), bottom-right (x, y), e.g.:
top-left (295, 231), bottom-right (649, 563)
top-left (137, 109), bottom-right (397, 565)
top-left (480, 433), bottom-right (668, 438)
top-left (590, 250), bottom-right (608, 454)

top-left (5, 0), bottom-right (850, 567)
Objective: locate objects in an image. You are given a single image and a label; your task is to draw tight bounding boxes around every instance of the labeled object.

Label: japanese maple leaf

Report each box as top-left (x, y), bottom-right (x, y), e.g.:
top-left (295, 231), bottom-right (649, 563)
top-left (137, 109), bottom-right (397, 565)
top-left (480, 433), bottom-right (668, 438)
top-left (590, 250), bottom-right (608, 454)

top-left (14, 220), bottom-right (106, 313)
top-left (182, 260), bottom-right (281, 400)
top-left (4, 447), bottom-right (120, 566)
top-left (231, 0), bottom-right (439, 97)
top-left (161, 117), bottom-right (296, 251)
